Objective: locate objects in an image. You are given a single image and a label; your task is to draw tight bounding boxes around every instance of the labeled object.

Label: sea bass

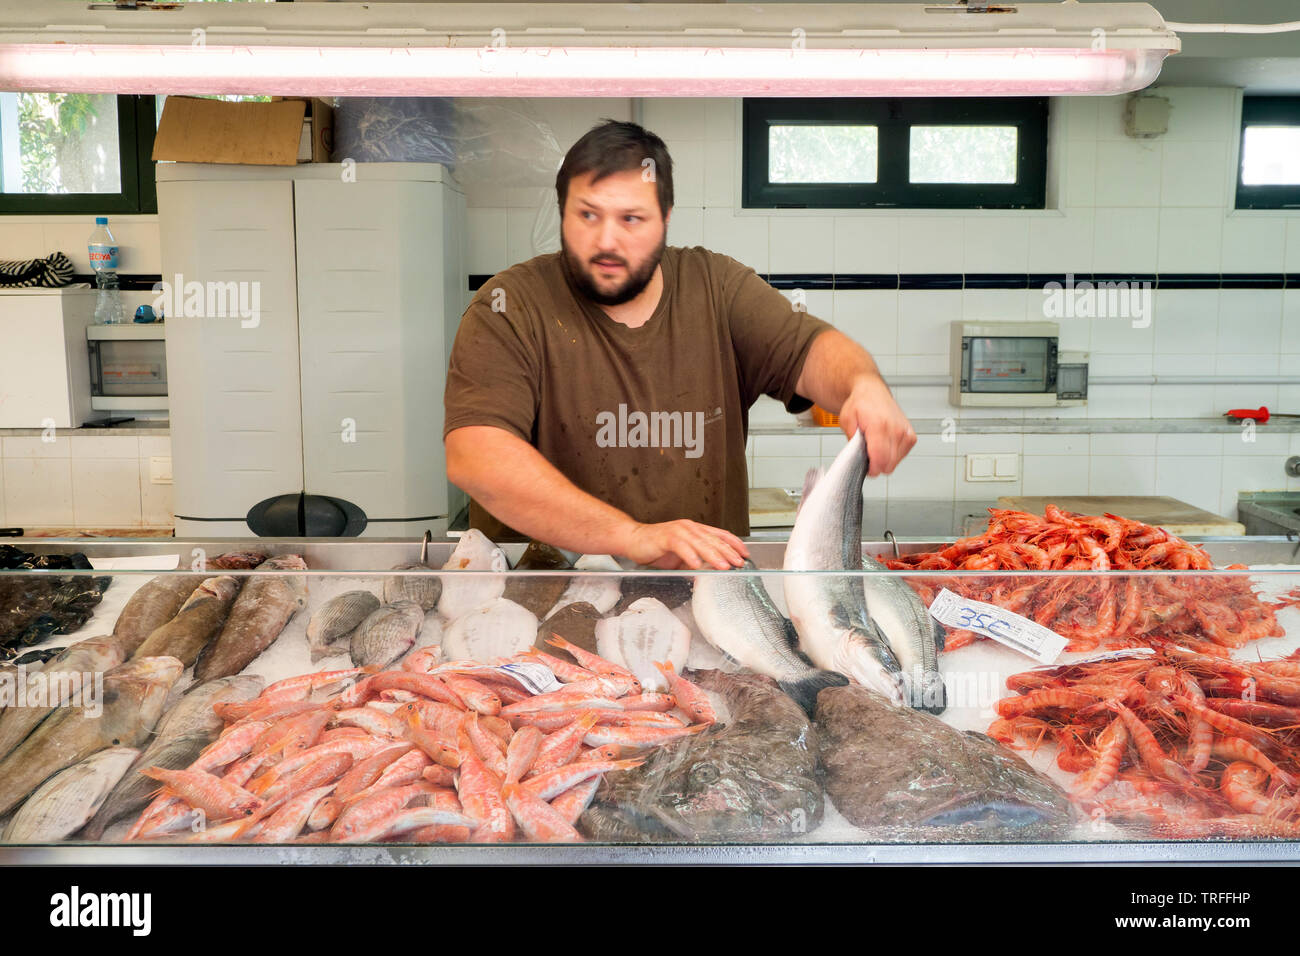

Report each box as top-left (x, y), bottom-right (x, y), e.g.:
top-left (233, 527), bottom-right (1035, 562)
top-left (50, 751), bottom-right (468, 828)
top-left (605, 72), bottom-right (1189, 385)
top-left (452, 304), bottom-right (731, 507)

top-left (131, 576), bottom-right (242, 666)
top-left (815, 684), bottom-right (1073, 839)
top-left (861, 552), bottom-right (947, 713)
top-left (581, 669), bottom-right (823, 842)
top-left (691, 561), bottom-right (847, 716)
top-left (2, 746), bottom-right (139, 843)
top-left (783, 431), bottom-right (905, 705)
top-left (0, 655), bottom-right (183, 818)
top-left (82, 675), bottom-right (263, 840)
top-left (0, 634), bottom-right (126, 763)
top-left (194, 556), bottom-right (308, 681)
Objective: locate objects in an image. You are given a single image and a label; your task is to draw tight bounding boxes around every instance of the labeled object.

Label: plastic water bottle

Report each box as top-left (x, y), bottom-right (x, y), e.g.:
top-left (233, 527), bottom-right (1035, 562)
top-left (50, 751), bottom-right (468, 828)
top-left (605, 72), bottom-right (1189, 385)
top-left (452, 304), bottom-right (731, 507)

top-left (88, 216), bottom-right (125, 325)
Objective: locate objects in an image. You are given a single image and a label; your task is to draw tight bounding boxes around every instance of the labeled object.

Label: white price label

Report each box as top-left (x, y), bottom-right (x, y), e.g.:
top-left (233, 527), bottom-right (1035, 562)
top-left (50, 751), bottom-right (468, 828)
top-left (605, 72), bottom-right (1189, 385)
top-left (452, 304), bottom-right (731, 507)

top-left (1040, 647), bottom-right (1155, 668)
top-left (928, 588), bottom-right (1068, 664)
top-left (495, 661), bottom-right (563, 696)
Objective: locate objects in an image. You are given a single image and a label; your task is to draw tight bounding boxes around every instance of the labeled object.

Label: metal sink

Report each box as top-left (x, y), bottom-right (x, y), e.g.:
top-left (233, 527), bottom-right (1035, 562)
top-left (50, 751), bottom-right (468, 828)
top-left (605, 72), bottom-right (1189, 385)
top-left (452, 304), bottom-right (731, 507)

top-left (1237, 492), bottom-right (1300, 536)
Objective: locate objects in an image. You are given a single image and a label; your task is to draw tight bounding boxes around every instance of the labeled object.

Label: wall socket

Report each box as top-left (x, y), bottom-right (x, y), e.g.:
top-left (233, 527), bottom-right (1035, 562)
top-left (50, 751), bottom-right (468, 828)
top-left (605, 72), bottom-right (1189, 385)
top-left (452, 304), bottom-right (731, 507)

top-left (965, 454), bottom-right (1018, 482)
top-left (149, 456), bottom-right (173, 485)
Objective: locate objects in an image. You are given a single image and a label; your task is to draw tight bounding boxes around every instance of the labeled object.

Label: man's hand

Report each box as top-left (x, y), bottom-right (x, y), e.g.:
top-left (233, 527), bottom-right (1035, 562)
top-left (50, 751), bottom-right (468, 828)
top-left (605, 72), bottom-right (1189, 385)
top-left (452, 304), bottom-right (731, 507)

top-left (795, 330), bottom-right (918, 479)
top-left (621, 520), bottom-right (750, 570)
top-left (838, 375), bottom-right (917, 478)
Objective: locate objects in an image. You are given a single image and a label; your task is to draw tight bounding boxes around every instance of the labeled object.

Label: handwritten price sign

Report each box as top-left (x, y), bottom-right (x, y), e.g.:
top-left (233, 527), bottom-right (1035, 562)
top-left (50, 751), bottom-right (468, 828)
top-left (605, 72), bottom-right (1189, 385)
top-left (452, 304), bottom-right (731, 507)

top-left (928, 588), bottom-right (1068, 664)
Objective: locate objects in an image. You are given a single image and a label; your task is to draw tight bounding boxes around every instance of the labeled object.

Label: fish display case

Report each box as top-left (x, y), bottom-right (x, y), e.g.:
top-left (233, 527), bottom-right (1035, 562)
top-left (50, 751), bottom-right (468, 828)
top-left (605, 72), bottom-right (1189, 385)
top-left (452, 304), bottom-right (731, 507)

top-left (1, 534), bottom-right (1300, 864)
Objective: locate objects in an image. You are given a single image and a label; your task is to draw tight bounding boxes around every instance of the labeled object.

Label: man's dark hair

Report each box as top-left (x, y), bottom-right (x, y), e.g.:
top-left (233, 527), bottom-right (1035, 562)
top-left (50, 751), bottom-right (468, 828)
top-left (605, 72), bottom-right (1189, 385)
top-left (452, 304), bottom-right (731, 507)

top-left (556, 119), bottom-right (674, 218)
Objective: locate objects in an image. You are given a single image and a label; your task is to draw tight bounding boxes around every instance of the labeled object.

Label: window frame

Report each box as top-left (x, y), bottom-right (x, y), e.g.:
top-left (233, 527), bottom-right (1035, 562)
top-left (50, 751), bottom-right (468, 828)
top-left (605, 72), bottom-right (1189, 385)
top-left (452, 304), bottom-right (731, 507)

top-left (1235, 95), bottom-right (1300, 211)
top-left (742, 97), bottom-right (1048, 210)
top-left (0, 94), bottom-right (157, 216)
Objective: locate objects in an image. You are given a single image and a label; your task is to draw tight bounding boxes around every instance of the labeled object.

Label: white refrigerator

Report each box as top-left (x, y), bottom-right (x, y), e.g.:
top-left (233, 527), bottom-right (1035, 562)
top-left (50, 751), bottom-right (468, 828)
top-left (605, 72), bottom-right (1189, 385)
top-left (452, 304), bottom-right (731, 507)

top-left (157, 162), bottom-right (468, 538)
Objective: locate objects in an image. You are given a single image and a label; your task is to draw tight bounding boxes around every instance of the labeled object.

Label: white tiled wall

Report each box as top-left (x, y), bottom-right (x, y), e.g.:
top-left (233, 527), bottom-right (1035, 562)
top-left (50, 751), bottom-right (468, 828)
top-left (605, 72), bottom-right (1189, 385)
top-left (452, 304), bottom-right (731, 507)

top-left (0, 434), bottom-right (172, 530)
top-left (5, 89), bottom-right (1300, 525)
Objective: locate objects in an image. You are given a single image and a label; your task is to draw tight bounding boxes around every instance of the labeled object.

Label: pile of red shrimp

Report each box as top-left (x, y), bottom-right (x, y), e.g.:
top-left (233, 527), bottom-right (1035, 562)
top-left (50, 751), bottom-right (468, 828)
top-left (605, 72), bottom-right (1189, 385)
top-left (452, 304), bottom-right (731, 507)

top-left (991, 647), bottom-right (1300, 838)
top-left (888, 506), bottom-right (1282, 654)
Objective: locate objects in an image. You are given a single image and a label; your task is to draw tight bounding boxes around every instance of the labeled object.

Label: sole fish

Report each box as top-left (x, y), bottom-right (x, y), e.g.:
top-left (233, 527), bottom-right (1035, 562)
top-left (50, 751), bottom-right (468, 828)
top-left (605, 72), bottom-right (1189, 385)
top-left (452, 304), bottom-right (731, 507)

top-left (593, 598), bottom-right (690, 693)
top-left (307, 590), bottom-right (381, 662)
top-left (544, 554), bottom-right (622, 620)
top-left (3, 746), bottom-right (139, 843)
top-left (691, 561), bottom-right (848, 716)
top-left (194, 556), bottom-right (308, 682)
top-left (442, 598), bottom-right (538, 663)
top-left (783, 432), bottom-right (906, 705)
top-left (131, 576), bottom-right (242, 667)
top-left (437, 530), bottom-right (508, 622)
top-left (502, 541), bottom-right (571, 619)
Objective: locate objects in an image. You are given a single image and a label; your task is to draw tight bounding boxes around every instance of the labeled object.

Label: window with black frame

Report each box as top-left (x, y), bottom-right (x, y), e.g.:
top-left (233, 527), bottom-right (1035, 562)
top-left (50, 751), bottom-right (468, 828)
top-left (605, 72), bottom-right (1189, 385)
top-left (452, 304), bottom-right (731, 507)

top-left (0, 94), bottom-right (158, 215)
top-left (743, 97), bottom-right (1048, 210)
top-left (1235, 96), bottom-right (1300, 211)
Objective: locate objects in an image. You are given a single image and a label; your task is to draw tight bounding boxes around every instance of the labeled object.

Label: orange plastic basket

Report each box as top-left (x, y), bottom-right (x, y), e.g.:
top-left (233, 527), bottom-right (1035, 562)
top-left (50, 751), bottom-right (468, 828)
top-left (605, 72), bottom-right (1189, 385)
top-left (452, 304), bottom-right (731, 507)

top-left (811, 405), bottom-right (839, 427)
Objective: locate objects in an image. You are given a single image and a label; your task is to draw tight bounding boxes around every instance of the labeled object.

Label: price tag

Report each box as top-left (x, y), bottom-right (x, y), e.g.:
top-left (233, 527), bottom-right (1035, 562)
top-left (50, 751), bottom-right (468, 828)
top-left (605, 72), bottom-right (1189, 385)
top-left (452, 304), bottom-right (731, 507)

top-left (1048, 647), bottom-right (1155, 667)
top-left (494, 661), bottom-right (563, 696)
top-left (928, 588), bottom-right (1068, 664)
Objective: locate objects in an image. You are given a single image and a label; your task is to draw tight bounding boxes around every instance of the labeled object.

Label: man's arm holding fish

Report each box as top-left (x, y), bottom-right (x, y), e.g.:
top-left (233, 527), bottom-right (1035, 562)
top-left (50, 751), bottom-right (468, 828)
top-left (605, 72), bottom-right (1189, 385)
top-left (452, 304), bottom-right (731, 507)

top-left (445, 426), bottom-right (749, 570)
top-left (794, 330), bottom-right (917, 478)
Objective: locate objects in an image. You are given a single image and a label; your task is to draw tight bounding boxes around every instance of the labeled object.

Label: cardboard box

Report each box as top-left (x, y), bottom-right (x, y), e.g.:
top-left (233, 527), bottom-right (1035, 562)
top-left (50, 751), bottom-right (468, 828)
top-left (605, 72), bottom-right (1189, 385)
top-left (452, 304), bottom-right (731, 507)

top-left (152, 96), bottom-right (306, 166)
top-left (276, 97), bottom-right (336, 163)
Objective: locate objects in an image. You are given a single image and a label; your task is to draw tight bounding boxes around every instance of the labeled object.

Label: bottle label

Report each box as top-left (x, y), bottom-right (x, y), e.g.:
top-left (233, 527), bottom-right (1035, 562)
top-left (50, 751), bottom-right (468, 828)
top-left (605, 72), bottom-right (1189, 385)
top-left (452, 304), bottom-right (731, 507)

top-left (88, 244), bottom-right (118, 271)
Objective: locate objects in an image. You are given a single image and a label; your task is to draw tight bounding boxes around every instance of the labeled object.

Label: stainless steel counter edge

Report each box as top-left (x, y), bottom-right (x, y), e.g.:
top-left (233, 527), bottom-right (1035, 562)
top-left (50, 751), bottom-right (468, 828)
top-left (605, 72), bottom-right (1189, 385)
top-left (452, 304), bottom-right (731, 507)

top-left (0, 841), bottom-right (1293, 865)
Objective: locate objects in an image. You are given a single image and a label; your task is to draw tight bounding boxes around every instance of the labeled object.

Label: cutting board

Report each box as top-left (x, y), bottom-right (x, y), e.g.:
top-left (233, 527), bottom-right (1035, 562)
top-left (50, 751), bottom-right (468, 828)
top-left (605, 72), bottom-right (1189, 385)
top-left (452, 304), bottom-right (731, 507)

top-left (996, 496), bottom-right (1245, 536)
top-left (749, 487), bottom-right (800, 528)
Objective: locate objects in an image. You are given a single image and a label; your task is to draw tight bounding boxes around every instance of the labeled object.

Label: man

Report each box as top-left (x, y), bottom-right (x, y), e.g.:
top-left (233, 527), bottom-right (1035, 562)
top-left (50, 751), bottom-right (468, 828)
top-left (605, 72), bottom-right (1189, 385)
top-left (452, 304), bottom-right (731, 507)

top-left (444, 119), bottom-right (915, 570)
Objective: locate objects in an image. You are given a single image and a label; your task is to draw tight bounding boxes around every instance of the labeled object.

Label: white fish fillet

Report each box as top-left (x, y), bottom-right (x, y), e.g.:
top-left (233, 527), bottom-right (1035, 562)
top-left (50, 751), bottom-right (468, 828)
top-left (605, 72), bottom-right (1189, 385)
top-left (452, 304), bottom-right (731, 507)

top-left (594, 597), bottom-right (691, 693)
top-left (3, 747), bottom-right (139, 842)
top-left (544, 554), bottom-right (622, 619)
top-left (437, 530), bottom-right (509, 622)
top-left (441, 598), bottom-right (538, 663)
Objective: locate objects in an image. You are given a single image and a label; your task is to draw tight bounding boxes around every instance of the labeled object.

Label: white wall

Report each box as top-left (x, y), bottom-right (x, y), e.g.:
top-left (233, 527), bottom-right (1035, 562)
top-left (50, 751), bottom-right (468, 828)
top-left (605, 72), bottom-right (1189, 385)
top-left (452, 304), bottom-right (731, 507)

top-left (3, 88), bottom-right (1299, 525)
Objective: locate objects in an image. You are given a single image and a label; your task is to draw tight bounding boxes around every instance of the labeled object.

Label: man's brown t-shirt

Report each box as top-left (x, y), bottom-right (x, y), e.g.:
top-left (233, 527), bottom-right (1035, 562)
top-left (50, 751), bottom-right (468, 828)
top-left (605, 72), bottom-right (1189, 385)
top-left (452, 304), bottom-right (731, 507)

top-left (443, 245), bottom-right (833, 538)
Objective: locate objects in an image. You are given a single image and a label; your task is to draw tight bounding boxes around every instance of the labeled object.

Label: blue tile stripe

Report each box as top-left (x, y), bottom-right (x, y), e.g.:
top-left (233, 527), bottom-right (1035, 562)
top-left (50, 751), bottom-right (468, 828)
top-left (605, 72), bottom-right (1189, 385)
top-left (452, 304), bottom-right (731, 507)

top-left (468, 272), bottom-right (1300, 292)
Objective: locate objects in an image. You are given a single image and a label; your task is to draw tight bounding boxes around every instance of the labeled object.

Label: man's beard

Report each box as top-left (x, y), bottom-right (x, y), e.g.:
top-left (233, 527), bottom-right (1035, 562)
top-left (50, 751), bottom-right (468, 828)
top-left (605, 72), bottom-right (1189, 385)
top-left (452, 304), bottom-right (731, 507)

top-left (562, 232), bottom-right (666, 307)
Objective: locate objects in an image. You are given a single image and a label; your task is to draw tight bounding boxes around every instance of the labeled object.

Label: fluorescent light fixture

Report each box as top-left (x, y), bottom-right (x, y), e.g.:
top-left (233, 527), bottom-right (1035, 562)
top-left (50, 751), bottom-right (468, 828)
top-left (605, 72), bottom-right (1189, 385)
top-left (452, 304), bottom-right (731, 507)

top-left (0, 2), bottom-right (1180, 97)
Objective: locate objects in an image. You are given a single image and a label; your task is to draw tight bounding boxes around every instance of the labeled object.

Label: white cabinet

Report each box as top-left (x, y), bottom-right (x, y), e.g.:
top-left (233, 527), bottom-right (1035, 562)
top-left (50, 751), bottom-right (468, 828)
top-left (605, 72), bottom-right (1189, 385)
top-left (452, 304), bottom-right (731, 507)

top-left (157, 162), bottom-right (467, 538)
top-left (0, 288), bottom-right (97, 428)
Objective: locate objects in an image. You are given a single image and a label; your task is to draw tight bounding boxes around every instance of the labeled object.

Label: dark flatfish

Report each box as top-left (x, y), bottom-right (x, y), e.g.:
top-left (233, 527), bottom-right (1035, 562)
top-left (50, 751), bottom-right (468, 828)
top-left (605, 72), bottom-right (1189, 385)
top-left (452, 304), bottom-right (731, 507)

top-left (815, 684), bottom-right (1074, 840)
top-left (614, 576), bottom-right (693, 614)
top-left (504, 542), bottom-right (572, 619)
top-left (535, 602), bottom-right (601, 655)
top-left (581, 669), bottom-right (822, 843)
